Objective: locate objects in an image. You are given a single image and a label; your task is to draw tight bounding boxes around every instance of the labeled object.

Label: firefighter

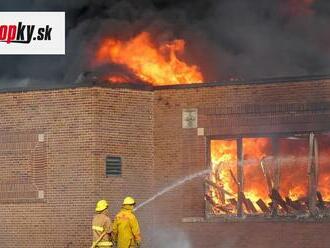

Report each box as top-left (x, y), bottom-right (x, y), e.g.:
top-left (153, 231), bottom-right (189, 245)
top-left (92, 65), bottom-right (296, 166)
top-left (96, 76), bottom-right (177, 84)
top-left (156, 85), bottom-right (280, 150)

top-left (112, 196), bottom-right (141, 248)
top-left (92, 199), bottom-right (113, 248)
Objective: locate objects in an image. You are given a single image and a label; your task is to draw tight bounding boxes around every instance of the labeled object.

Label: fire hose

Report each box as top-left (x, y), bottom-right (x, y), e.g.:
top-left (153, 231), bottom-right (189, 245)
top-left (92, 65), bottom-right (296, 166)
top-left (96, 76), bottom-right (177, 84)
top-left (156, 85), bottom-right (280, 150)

top-left (90, 231), bottom-right (109, 248)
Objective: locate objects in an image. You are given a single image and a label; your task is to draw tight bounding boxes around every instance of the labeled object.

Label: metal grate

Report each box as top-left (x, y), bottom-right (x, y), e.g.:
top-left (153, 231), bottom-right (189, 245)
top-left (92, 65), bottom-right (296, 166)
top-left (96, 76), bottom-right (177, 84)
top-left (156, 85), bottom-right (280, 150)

top-left (105, 156), bottom-right (122, 176)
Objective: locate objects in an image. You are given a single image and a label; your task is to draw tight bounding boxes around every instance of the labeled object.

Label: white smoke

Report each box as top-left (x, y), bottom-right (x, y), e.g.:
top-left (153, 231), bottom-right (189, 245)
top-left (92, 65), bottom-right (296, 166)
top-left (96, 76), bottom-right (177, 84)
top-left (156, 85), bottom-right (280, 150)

top-left (151, 227), bottom-right (191, 248)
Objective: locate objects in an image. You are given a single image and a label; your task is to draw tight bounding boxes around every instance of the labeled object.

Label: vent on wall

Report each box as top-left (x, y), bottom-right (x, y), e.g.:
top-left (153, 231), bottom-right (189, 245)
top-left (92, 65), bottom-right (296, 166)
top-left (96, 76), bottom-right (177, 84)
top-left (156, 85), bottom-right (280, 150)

top-left (105, 156), bottom-right (122, 176)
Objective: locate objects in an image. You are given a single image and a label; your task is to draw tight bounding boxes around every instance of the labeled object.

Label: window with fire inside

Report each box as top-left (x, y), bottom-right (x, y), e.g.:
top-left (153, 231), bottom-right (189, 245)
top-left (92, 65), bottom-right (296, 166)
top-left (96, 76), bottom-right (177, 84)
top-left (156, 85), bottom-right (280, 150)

top-left (205, 133), bottom-right (330, 220)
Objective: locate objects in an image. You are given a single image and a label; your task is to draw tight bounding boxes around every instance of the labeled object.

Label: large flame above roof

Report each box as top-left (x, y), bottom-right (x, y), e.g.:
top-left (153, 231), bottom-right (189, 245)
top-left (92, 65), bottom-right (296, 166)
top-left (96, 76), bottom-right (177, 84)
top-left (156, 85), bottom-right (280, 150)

top-left (96, 32), bottom-right (204, 86)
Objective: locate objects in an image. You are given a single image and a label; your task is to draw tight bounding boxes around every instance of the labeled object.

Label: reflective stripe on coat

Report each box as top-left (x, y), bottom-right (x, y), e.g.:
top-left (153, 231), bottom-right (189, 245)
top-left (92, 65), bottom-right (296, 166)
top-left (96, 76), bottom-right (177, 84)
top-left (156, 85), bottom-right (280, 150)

top-left (92, 212), bottom-right (113, 246)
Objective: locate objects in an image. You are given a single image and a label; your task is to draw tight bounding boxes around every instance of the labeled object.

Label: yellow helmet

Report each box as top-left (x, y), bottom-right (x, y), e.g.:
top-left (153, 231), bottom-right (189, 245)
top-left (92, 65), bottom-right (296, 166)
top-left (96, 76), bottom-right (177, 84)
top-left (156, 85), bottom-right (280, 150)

top-left (95, 199), bottom-right (108, 212)
top-left (123, 196), bottom-right (135, 205)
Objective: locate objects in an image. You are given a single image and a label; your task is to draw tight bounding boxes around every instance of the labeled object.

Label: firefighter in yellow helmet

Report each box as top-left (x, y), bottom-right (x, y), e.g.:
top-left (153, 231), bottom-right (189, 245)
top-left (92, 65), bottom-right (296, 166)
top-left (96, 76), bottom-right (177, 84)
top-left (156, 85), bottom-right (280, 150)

top-left (92, 199), bottom-right (113, 248)
top-left (112, 196), bottom-right (141, 248)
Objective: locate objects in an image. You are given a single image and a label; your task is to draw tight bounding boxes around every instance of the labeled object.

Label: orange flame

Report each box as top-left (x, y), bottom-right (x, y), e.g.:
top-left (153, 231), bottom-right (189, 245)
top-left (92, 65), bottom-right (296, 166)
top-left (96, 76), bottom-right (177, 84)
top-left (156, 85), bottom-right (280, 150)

top-left (318, 136), bottom-right (330, 201)
top-left (243, 138), bottom-right (272, 205)
top-left (96, 32), bottom-right (204, 86)
top-left (210, 140), bottom-right (238, 214)
top-left (209, 137), bottom-right (321, 215)
top-left (106, 75), bottom-right (130, 83)
top-left (278, 138), bottom-right (308, 201)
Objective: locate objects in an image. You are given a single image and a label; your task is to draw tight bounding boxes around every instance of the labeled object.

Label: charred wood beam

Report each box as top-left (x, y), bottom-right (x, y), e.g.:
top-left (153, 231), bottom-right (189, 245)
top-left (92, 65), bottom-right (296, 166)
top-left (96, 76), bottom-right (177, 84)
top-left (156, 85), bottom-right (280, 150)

top-left (272, 137), bottom-right (280, 191)
top-left (308, 132), bottom-right (317, 214)
top-left (260, 156), bottom-right (278, 215)
top-left (229, 198), bottom-right (237, 207)
top-left (238, 192), bottom-right (258, 214)
top-left (260, 158), bottom-right (273, 194)
top-left (316, 191), bottom-right (325, 210)
top-left (315, 138), bottom-right (319, 188)
top-left (239, 192), bottom-right (251, 213)
top-left (246, 198), bottom-right (258, 213)
top-left (204, 179), bottom-right (234, 197)
top-left (256, 199), bottom-right (269, 213)
top-left (205, 137), bottom-right (211, 217)
top-left (205, 194), bottom-right (216, 206)
top-left (204, 194), bottom-right (231, 214)
top-left (269, 189), bottom-right (289, 213)
top-left (237, 138), bottom-right (244, 217)
top-left (285, 197), bottom-right (304, 211)
top-left (205, 180), bottom-right (227, 204)
top-left (229, 169), bottom-right (239, 187)
top-left (293, 199), bottom-right (308, 211)
top-left (214, 165), bottom-right (222, 183)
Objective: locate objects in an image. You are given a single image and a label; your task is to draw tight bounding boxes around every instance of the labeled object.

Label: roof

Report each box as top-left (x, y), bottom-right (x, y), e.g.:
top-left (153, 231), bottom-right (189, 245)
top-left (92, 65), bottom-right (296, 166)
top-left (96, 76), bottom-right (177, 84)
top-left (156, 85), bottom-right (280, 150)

top-left (0, 74), bottom-right (330, 94)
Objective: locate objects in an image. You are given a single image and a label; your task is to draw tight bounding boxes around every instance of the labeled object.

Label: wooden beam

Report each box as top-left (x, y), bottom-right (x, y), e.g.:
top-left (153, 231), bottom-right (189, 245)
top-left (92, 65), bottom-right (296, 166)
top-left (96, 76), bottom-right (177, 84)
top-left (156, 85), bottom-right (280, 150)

top-left (272, 137), bottom-right (280, 191)
top-left (229, 169), bottom-right (239, 187)
top-left (308, 132), bottom-right (317, 214)
top-left (285, 196), bottom-right (304, 211)
top-left (229, 198), bottom-right (238, 207)
top-left (237, 138), bottom-right (244, 217)
top-left (246, 198), bottom-right (258, 213)
top-left (270, 189), bottom-right (289, 213)
top-left (205, 179), bottom-right (234, 197)
top-left (239, 192), bottom-right (251, 213)
top-left (260, 157), bottom-right (273, 194)
top-left (204, 194), bottom-right (231, 214)
top-left (256, 199), bottom-right (269, 213)
top-left (316, 191), bottom-right (325, 210)
top-left (260, 155), bottom-right (278, 215)
top-left (205, 137), bottom-right (211, 217)
top-left (272, 136), bottom-right (280, 215)
top-left (314, 137), bottom-right (319, 195)
top-left (237, 193), bottom-right (258, 214)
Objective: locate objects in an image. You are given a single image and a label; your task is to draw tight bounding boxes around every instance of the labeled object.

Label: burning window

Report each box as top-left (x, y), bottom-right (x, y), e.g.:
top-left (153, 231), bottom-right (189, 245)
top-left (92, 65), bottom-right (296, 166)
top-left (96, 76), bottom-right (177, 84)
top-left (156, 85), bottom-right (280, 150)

top-left (278, 138), bottom-right (308, 215)
top-left (205, 133), bottom-right (330, 219)
top-left (243, 138), bottom-right (272, 214)
top-left (206, 140), bottom-right (238, 215)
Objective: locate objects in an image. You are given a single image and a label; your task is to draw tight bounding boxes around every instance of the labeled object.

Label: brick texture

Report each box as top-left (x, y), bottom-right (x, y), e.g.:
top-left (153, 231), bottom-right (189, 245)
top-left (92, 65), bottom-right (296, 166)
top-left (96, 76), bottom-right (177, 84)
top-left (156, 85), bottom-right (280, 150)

top-left (152, 79), bottom-right (330, 248)
top-left (0, 79), bottom-right (330, 247)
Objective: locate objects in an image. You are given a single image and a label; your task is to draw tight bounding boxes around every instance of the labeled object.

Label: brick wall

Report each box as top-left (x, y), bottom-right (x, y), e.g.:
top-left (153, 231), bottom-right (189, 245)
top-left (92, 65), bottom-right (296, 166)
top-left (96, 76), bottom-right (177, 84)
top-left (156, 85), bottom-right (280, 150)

top-left (0, 87), bottom-right (154, 247)
top-left (92, 87), bottom-right (154, 246)
top-left (1, 79), bottom-right (330, 248)
top-left (0, 88), bottom-right (96, 247)
top-left (152, 79), bottom-right (330, 248)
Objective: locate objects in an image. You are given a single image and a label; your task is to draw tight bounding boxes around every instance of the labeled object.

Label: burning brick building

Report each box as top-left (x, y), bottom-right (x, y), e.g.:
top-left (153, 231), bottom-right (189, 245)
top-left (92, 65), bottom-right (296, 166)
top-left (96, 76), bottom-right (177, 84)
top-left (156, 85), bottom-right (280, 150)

top-left (1, 75), bottom-right (330, 248)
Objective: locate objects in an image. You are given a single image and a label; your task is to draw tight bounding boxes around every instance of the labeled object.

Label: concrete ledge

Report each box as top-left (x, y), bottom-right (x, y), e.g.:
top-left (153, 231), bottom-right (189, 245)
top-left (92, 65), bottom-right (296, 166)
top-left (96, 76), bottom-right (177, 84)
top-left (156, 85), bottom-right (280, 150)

top-left (0, 198), bottom-right (46, 204)
top-left (182, 214), bottom-right (330, 223)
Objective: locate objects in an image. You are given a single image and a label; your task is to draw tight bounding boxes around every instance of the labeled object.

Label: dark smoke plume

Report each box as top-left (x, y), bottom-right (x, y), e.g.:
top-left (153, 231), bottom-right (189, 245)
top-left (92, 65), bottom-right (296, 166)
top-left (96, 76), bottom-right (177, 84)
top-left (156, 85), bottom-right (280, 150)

top-left (1, 0), bottom-right (330, 88)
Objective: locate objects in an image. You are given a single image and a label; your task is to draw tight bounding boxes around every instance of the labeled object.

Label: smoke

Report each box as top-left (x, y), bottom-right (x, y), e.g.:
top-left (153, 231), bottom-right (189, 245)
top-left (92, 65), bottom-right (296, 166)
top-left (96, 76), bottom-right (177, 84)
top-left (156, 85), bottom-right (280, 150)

top-left (149, 225), bottom-right (239, 248)
top-left (150, 226), bottom-right (191, 248)
top-left (1, 0), bottom-right (330, 88)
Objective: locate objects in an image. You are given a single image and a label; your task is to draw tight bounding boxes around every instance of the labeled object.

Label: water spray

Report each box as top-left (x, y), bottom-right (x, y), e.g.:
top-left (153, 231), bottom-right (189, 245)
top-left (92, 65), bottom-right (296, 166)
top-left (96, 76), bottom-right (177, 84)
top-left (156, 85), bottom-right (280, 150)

top-left (134, 169), bottom-right (210, 211)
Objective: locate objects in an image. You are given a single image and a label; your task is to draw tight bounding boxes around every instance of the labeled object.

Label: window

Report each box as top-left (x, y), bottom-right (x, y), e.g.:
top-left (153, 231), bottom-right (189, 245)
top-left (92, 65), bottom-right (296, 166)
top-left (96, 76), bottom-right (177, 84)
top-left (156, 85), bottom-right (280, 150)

top-left (206, 133), bottom-right (330, 219)
top-left (206, 139), bottom-right (238, 215)
top-left (105, 156), bottom-right (122, 176)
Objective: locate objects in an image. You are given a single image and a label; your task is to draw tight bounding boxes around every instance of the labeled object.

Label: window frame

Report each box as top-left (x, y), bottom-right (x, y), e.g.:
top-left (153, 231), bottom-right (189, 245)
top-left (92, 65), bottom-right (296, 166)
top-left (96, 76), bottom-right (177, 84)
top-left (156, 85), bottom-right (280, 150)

top-left (205, 131), bottom-right (322, 220)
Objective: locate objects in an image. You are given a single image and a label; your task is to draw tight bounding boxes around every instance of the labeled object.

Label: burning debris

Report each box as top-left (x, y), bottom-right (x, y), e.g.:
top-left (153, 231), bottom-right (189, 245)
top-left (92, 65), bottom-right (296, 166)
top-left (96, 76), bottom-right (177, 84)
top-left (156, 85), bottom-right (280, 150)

top-left (205, 134), bottom-right (330, 219)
